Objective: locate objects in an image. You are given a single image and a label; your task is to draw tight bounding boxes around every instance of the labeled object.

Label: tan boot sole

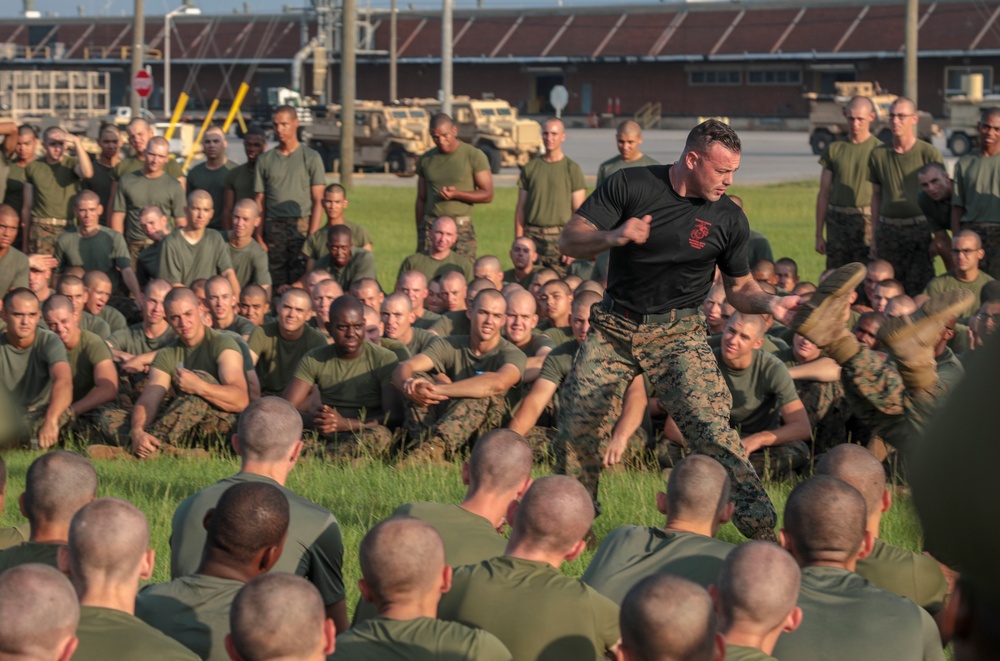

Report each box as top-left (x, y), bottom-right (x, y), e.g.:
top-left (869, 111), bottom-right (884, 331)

top-left (794, 263), bottom-right (866, 338)
top-left (878, 290), bottom-right (974, 351)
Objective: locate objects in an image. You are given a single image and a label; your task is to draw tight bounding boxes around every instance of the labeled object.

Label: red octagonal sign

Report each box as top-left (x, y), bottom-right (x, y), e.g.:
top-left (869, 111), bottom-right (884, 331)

top-left (134, 70), bottom-right (153, 98)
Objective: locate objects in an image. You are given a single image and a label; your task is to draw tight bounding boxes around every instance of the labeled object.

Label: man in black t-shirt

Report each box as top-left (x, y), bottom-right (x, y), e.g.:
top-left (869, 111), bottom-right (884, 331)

top-left (555, 120), bottom-right (802, 541)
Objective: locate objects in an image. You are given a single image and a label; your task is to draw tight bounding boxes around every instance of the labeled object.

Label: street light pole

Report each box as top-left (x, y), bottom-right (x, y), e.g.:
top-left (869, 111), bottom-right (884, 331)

top-left (130, 0), bottom-right (145, 117)
top-left (165, 6), bottom-right (201, 118)
top-left (441, 0), bottom-right (453, 116)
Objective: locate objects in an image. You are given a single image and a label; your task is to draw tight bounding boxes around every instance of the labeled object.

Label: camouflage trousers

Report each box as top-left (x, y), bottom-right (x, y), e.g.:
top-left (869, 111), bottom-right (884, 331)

top-left (554, 305), bottom-right (777, 540)
top-left (419, 215), bottom-right (477, 262)
top-left (264, 217), bottom-right (309, 289)
top-left (405, 393), bottom-right (506, 457)
top-left (965, 222), bottom-right (1000, 279)
top-left (825, 205), bottom-right (871, 270)
top-left (796, 379), bottom-right (852, 455)
top-left (28, 219), bottom-right (68, 256)
top-left (21, 406), bottom-right (75, 446)
top-left (529, 423), bottom-right (649, 465)
top-left (524, 225), bottom-right (566, 277)
top-left (840, 346), bottom-right (938, 462)
top-left (127, 238), bottom-right (153, 272)
top-left (659, 439), bottom-right (810, 482)
top-left (876, 216), bottom-right (934, 296)
top-left (321, 425), bottom-right (394, 460)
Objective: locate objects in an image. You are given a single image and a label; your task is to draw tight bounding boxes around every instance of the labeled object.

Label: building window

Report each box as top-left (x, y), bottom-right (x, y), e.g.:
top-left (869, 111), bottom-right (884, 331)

top-left (747, 69), bottom-right (802, 85)
top-left (689, 70), bottom-right (742, 86)
top-left (944, 66), bottom-right (994, 96)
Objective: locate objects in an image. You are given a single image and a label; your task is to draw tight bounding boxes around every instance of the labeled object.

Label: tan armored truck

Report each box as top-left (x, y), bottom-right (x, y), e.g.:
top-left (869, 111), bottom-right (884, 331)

top-left (943, 74), bottom-right (1000, 156)
top-left (308, 101), bottom-right (431, 174)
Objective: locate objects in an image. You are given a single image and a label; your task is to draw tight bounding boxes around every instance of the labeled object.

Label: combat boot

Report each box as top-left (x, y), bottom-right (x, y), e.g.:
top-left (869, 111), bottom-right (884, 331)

top-left (790, 262), bottom-right (866, 362)
top-left (878, 290), bottom-right (974, 390)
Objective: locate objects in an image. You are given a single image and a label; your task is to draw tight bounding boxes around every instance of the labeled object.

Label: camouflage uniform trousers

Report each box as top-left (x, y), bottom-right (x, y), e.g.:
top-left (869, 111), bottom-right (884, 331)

top-left (553, 305), bottom-right (777, 540)
top-left (321, 425), bottom-right (395, 460)
top-left (524, 225), bottom-right (567, 277)
top-left (28, 218), bottom-right (68, 256)
top-left (264, 217), bottom-right (310, 289)
top-left (965, 222), bottom-right (1000, 279)
top-left (127, 238), bottom-right (153, 272)
top-left (21, 406), bottom-right (75, 446)
top-left (529, 424), bottom-right (649, 465)
top-left (659, 438), bottom-right (810, 482)
top-left (419, 214), bottom-right (477, 262)
top-left (97, 371), bottom-right (238, 449)
top-left (825, 205), bottom-right (871, 270)
top-left (876, 216), bottom-right (934, 296)
top-left (796, 379), bottom-right (852, 455)
top-left (404, 393), bottom-right (506, 458)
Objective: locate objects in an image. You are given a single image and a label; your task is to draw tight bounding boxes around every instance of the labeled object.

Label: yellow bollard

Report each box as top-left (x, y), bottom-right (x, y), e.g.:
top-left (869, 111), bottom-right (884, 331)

top-left (183, 98), bottom-right (220, 173)
top-left (222, 83), bottom-right (250, 134)
top-left (164, 93), bottom-right (189, 141)
top-left (236, 112), bottom-right (248, 135)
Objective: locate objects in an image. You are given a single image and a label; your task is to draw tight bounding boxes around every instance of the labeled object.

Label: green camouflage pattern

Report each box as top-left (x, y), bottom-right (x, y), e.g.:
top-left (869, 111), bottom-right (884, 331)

top-left (876, 219), bottom-right (934, 296)
top-left (825, 207), bottom-right (871, 269)
top-left (263, 217), bottom-right (310, 288)
top-left (28, 220), bottom-right (66, 256)
top-left (524, 225), bottom-right (566, 277)
top-left (796, 379), bottom-right (852, 455)
top-left (321, 425), bottom-right (395, 460)
top-left (405, 393), bottom-right (506, 458)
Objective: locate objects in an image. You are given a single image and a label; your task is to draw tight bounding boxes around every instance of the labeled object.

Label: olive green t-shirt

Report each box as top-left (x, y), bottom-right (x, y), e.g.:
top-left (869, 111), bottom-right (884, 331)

top-left (398, 251), bottom-right (473, 283)
top-left (150, 326), bottom-right (241, 379)
top-left (334, 616), bottom-right (513, 661)
top-left (541, 325), bottom-right (572, 346)
top-left (109, 323), bottom-right (177, 356)
top-left (302, 221), bottom-right (374, 259)
top-left (868, 141), bottom-right (944, 218)
top-left (83, 159), bottom-right (116, 210)
top-left (438, 556), bottom-right (620, 661)
top-left (404, 326), bottom-right (444, 357)
top-left (253, 145), bottom-right (326, 219)
top-left (918, 190), bottom-right (952, 233)
top-left (819, 135), bottom-right (881, 208)
top-left (0, 524), bottom-right (29, 552)
top-left (0, 541), bottom-right (62, 573)
top-left (855, 537), bottom-right (948, 615)
top-left (248, 321), bottom-right (329, 395)
top-left (159, 229), bottom-right (234, 286)
top-left (413, 309), bottom-right (442, 330)
top-left (54, 226), bottom-right (132, 293)
top-left (314, 248), bottom-right (377, 291)
top-left (380, 337), bottom-right (411, 363)
top-left (223, 162), bottom-right (255, 207)
top-left (518, 155), bottom-right (586, 228)
top-left (292, 341), bottom-right (397, 418)
top-left (3, 162), bottom-right (25, 213)
top-left (394, 502), bottom-right (506, 567)
top-left (136, 574), bottom-right (243, 661)
top-left (515, 332), bottom-right (557, 358)
top-left (74, 605), bottom-right (200, 661)
top-left (187, 160), bottom-right (234, 230)
top-left (0, 247), bottom-right (29, 294)
top-left (219, 314), bottom-right (256, 339)
top-left (502, 268), bottom-right (533, 290)
top-left (228, 239), bottom-right (272, 289)
top-left (170, 472), bottom-right (346, 607)
top-left (421, 335), bottom-right (526, 383)
top-left (715, 348), bottom-right (799, 435)
top-left (416, 142), bottom-right (491, 218)
top-left (113, 156), bottom-right (185, 181)
top-left (80, 312), bottom-right (111, 340)
top-left (98, 305), bottom-right (128, 334)
top-left (725, 644), bottom-right (776, 661)
top-left (924, 271), bottom-right (994, 321)
top-left (581, 526), bottom-right (735, 605)
top-left (538, 340), bottom-right (578, 385)
top-left (67, 329), bottom-right (113, 402)
top-left (953, 151), bottom-right (1000, 224)
top-left (113, 171), bottom-right (186, 245)
top-left (596, 154), bottom-right (660, 187)
top-left (428, 310), bottom-right (469, 338)
top-left (0, 328), bottom-right (68, 409)
top-left (25, 156), bottom-right (81, 220)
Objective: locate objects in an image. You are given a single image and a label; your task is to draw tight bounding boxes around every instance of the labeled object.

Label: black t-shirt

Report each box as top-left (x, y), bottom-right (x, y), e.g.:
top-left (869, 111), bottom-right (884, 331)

top-left (578, 165), bottom-right (750, 313)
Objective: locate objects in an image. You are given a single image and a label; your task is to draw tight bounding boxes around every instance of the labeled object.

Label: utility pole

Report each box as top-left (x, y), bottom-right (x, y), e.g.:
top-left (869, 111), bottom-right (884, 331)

top-left (341, 0), bottom-right (356, 187)
top-left (389, 0), bottom-right (397, 101)
top-left (903, 0), bottom-right (918, 104)
top-left (441, 0), bottom-right (453, 116)
top-left (130, 0), bottom-right (145, 117)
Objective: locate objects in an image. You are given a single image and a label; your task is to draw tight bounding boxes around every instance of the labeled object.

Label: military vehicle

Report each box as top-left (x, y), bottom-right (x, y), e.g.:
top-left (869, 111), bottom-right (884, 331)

top-left (805, 81), bottom-right (935, 155)
top-left (942, 74), bottom-right (1000, 156)
top-left (409, 97), bottom-right (543, 173)
top-left (308, 101), bottom-right (431, 174)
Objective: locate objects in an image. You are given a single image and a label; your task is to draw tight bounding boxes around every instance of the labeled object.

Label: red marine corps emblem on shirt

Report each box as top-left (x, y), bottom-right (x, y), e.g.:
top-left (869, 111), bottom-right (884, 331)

top-left (689, 219), bottom-right (712, 249)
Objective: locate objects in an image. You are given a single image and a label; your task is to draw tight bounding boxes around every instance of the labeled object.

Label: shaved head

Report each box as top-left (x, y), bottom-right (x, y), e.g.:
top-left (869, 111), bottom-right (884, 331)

top-left (207, 482), bottom-right (289, 565)
top-left (717, 541), bottom-right (801, 635)
top-left (329, 295), bottom-right (364, 322)
top-left (617, 120), bottom-right (643, 136)
top-left (24, 451), bottom-right (98, 528)
top-left (164, 286), bottom-right (201, 312)
top-left (620, 574), bottom-right (719, 661)
top-left (83, 270), bottom-right (111, 289)
top-left (187, 189), bottom-right (213, 208)
top-left (573, 290), bottom-right (602, 314)
top-left (511, 476), bottom-right (595, 554)
top-left (41, 294), bottom-right (75, 318)
top-left (815, 444), bottom-right (886, 519)
top-left (230, 574), bottom-right (328, 661)
top-left (666, 455), bottom-right (731, 523)
top-left (472, 288), bottom-right (506, 312)
top-left (783, 476), bottom-right (867, 565)
top-left (359, 517), bottom-right (445, 605)
top-left (236, 396), bottom-right (304, 462)
top-left (67, 498), bottom-right (149, 587)
top-left (0, 564), bottom-right (79, 660)
top-left (467, 429), bottom-right (533, 495)
top-left (505, 288), bottom-right (537, 313)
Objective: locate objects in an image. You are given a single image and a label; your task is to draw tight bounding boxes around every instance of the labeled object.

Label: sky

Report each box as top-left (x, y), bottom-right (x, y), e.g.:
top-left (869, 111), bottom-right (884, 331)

top-left (3, 0), bottom-right (697, 18)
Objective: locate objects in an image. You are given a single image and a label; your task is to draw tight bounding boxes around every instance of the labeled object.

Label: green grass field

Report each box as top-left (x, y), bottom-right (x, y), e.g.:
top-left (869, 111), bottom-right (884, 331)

top-left (0, 180), bottom-right (928, 618)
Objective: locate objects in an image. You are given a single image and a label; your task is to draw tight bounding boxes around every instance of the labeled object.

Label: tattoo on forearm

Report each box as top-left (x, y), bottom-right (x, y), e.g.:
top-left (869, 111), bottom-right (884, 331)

top-left (722, 274), bottom-right (773, 315)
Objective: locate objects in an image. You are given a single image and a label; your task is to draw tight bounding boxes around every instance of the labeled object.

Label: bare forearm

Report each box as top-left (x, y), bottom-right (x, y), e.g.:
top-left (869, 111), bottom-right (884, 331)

top-left (815, 191), bottom-right (829, 237)
top-left (788, 357), bottom-right (841, 382)
top-left (724, 275), bottom-right (776, 315)
top-left (45, 381), bottom-right (74, 426)
top-left (560, 217), bottom-right (615, 260)
top-left (192, 381), bottom-right (249, 413)
top-left (437, 373), bottom-right (510, 398)
top-left (611, 376), bottom-right (647, 443)
top-left (121, 268), bottom-right (142, 301)
top-left (509, 394), bottom-right (548, 435)
top-left (451, 189), bottom-right (493, 204)
top-left (72, 382), bottom-right (117, 416)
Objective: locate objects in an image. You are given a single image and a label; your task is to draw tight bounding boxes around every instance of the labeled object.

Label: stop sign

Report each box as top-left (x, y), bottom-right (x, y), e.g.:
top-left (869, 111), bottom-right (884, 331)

top-left (134, 70), bottom-right (153, 99)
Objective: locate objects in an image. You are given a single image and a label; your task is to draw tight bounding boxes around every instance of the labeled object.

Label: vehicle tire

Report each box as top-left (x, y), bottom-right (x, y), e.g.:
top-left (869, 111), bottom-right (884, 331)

top-left (877, 128), bottom-right (893, 145)
top-left (948, 132), bottom-right (973, 157)
top-left (809, 131), bottom-right (834, 156)
top-left (387, 148), bottom-right (416, 175)
top-left (479, 144), bottom-right (502, 174)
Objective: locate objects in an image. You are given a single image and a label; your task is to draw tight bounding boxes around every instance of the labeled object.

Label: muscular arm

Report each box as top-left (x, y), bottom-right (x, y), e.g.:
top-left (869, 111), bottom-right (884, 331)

top-left (415, 176), bottom-right (427, 226)
top-left (787, 357), bottom-right (841, 382)
top-left (435, 364), bottom-right (521, 399)
top-left (449, 169), bottom-right (494, 205)
top-left (392, 354), bottom-right (437, 393)
top-left (560, 213), bottom-right (650, 260)
top-left (72, 358), bottom-right (118, 416)
top-left (605, 375), bottom-right (648, 466)
top-left (741, 399), bottom-right (811, 453)
top-left (815, 168), bottom-right (833, 254)
top-left (570, 188), bottom-right (586, 214)
top-left (508, 378), bottom-right (559, 435)
top-left (72, 136), bottom-right (94, 179)
top-left (0, 121), bottom-right (15, 156)
top-left (183, 350), bottom-right (249, 412)
top-left (222, 268), bottom-right (241, 300)
top-left (870, 183), bottom-right (881, 257)
top-left (722, 273), bottom-right (798, 326)
top-left (309, 184), bottom-right (325, 235)
top-left (110, 210), bottom-right (126, 236)
top-left (130, 367), bottom-right (171, 450)
top-left (522, 352), bottom-right (548, 384)
top-left (514, 188), bottom-right (528, 238)
top-left (254, 192), bottom-right (267, 249)
top-left (38, 361), bottom-right (73, 448)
